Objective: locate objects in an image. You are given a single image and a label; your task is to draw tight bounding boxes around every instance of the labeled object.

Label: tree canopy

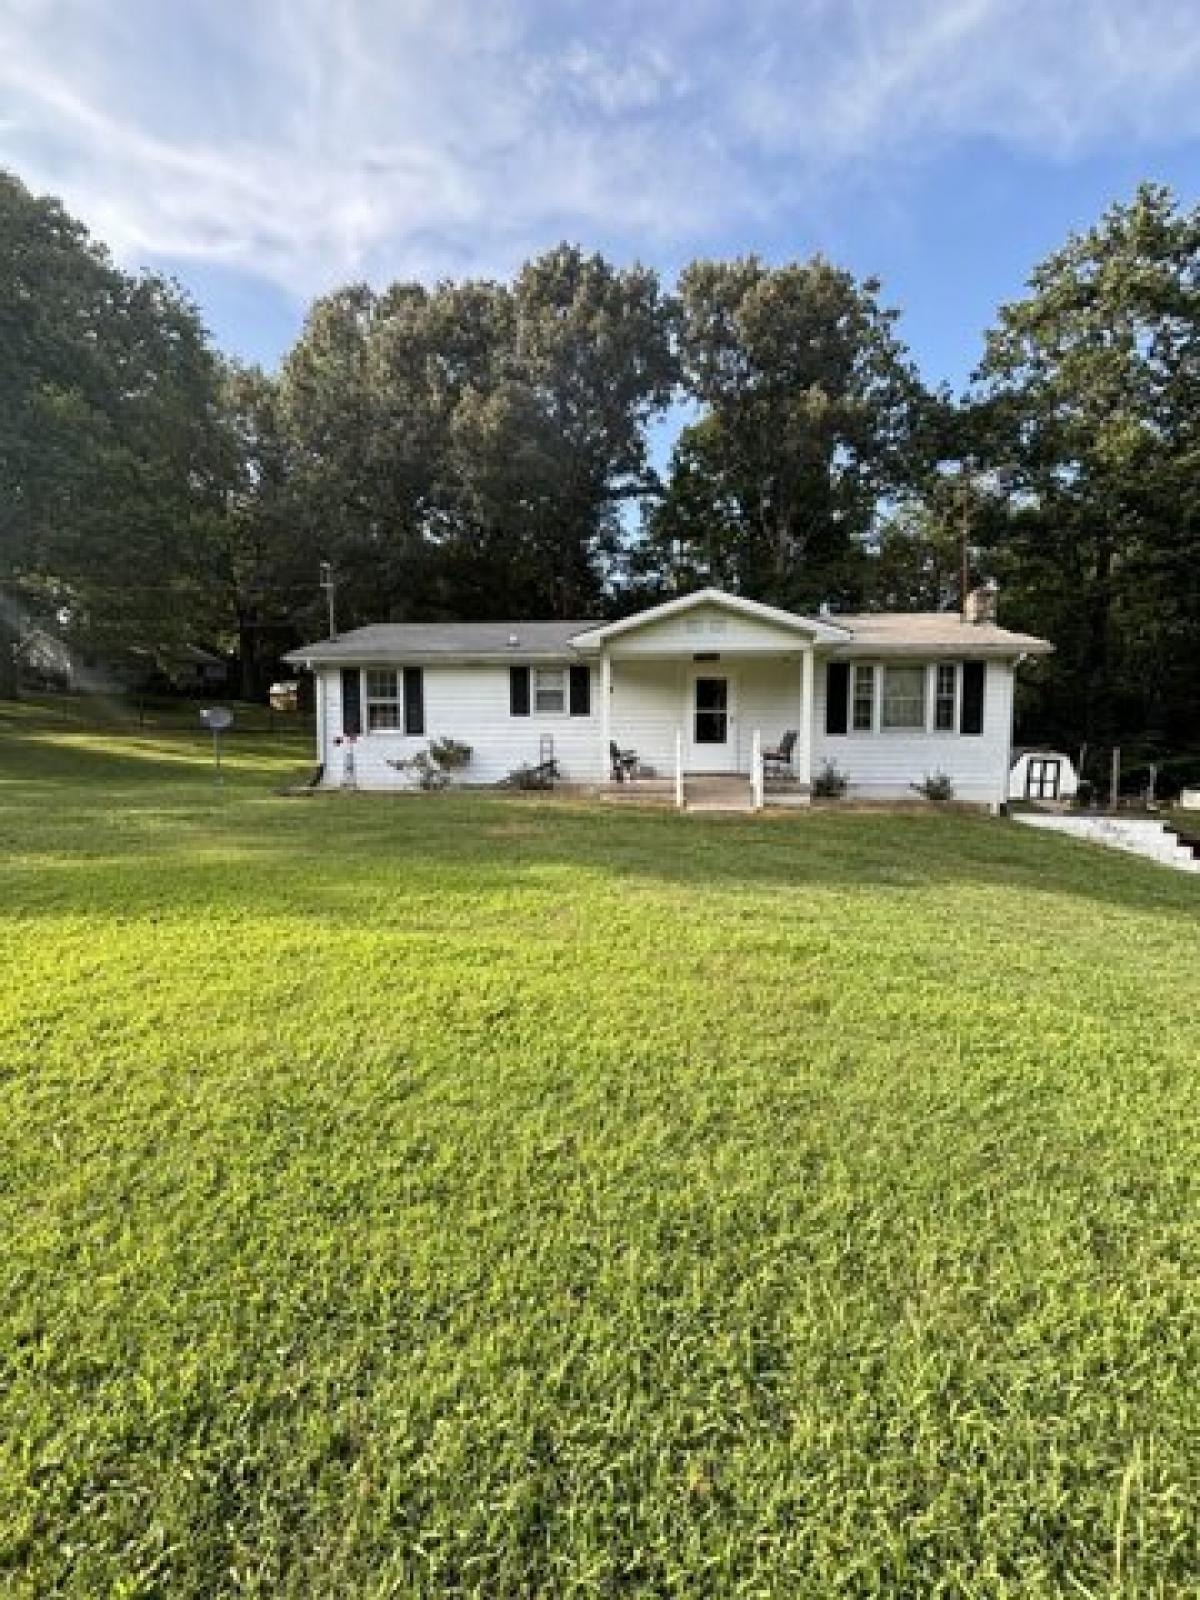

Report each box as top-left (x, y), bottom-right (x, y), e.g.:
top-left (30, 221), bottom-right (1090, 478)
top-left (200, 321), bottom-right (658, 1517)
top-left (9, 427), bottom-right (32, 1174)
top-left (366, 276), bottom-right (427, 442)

top-left (975, 182), bottom-right (1200, 750)
top-left (0, 170), bottom-right (224, 692)
top-left (635, 258), bottom-right (927, 611)
top-left (3, 166), bottom-right (1199, 762)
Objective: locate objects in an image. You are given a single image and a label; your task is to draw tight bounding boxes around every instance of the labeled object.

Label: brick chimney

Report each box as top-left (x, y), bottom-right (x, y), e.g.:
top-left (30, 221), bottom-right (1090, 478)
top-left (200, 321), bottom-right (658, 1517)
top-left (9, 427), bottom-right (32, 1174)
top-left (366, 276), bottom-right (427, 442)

top-left (963, 582), bottom-right (998, 626)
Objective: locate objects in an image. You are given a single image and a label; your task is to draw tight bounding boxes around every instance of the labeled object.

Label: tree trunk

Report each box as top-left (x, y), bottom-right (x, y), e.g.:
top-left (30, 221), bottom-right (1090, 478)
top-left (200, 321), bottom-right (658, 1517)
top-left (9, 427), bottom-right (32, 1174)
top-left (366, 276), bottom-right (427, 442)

top-left (1083, 536), bottom-right (1114, 746)
top-left (237, 613), bottom-right (260, 702)
top-left (0, 599), bottom-right (20, 700)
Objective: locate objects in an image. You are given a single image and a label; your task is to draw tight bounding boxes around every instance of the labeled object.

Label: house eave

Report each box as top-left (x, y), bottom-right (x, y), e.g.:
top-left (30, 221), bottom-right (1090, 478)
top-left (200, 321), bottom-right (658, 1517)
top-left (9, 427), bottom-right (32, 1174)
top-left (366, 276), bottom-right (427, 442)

top-left (569, 588), bottom-right (853, 649)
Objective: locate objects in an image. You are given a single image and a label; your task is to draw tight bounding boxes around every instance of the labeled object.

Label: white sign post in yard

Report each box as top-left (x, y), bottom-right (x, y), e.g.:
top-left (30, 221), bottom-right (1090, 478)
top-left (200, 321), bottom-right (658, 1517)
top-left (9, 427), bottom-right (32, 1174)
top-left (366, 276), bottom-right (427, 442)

top-left (200, 706), bottom-right (234, 786)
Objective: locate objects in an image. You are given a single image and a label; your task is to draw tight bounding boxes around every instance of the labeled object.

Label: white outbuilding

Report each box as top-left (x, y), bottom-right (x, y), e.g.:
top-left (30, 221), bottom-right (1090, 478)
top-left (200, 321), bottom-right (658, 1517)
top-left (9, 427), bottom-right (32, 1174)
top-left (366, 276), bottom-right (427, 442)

top-left (1009, 748), bottom-right (1079, 804)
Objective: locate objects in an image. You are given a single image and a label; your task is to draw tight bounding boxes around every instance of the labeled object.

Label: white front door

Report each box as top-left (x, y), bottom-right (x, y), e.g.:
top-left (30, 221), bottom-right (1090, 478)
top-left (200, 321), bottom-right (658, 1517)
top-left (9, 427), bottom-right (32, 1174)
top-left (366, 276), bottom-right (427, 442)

top-left (687, 669), bottom-right (738, 771)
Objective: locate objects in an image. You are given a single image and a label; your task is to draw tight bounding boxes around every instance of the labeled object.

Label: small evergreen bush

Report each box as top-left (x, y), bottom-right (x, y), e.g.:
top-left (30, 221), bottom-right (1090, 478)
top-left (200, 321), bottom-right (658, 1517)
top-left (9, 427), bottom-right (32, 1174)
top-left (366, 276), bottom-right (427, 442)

top-left (389, 739), bottom-right (473, 790)
top-left (811, 760), bottom-right (849, 799)
top-left (912, 771), bottom-right (955, 802)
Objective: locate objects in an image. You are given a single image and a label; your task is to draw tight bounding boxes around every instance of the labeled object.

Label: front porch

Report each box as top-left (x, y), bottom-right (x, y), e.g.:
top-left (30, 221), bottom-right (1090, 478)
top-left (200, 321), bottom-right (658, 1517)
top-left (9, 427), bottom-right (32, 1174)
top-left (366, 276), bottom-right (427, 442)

top-left (598, 771), bottom-right (811, 812)
top-left (593, 650), bottom-right (817, 811)
top-left (564, 589), bottom-right (850, 812)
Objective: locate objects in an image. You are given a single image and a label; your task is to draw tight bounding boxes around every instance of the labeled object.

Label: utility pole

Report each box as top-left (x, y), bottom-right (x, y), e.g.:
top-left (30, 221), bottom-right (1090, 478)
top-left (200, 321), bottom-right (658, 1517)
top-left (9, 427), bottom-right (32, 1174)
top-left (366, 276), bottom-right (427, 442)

top-left (959, 463), bottom-right (972, 614)
top-left (319, 561), bottom-right (337, 639)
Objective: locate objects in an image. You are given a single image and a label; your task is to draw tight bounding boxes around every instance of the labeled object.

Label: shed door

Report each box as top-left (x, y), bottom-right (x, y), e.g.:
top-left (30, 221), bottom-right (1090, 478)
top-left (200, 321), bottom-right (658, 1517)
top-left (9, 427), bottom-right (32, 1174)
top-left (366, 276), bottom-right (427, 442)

top-left (1026, 758), bottom-right (1061, 800)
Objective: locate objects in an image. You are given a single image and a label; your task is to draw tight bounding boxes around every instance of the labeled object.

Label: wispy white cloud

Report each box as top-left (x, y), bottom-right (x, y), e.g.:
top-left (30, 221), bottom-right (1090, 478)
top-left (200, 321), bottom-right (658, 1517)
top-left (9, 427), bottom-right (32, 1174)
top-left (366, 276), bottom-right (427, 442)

top-left (1, 0), bottom-right (1197, 300)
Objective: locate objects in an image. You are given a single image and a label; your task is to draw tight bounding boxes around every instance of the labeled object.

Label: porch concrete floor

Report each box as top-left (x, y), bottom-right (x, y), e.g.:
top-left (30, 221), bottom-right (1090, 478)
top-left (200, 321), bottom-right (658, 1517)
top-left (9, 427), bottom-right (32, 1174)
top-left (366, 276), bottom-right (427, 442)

top-left (595, 777), bottom-right (812, 813)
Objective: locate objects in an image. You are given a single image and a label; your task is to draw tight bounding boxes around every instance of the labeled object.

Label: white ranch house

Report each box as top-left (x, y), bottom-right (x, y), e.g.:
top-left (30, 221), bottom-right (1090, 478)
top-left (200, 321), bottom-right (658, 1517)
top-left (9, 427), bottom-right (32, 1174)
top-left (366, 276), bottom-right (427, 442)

top-left (284, 588), bottom-right (1052, 810)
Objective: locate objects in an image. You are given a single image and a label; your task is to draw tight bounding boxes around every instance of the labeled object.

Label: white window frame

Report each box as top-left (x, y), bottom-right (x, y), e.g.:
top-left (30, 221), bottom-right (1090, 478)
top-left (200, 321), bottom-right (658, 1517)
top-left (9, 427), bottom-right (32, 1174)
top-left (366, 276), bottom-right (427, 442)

top-left (365, 668), bottom-right (403, 732)
top-left (851, 664), bottom-right (876, 733)
top-left (880, 663), bottom-right (928, 732)
top-left (533, 666), bottom-right (567, 715)
top-left (933, 662), bottom-right (958, 733)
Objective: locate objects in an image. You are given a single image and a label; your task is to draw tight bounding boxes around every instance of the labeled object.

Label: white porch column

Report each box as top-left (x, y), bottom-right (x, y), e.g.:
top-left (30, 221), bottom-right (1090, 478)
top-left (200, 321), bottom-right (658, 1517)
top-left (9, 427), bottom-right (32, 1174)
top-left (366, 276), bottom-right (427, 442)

top-left (800, 647), bottom-right (815, 788)
top-left (600, 648), bottom-right (612, 782)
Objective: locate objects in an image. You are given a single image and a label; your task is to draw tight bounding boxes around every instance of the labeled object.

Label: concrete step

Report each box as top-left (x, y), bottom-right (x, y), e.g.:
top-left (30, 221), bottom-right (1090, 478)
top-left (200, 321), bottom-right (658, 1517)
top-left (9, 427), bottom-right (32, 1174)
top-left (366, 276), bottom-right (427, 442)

top-left (597, 779), bottom-right (675, 807)
top-left (685, 776), bottom-right (755, 813)
top-left (1016, 814), bottom-right (1200, 873)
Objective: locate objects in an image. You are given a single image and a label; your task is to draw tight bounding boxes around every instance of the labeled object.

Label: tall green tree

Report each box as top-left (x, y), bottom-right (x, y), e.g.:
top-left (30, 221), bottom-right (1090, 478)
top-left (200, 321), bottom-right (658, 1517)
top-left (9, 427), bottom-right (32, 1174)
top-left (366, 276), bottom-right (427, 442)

top-left (0, 169), bottom-right (225, 694)
top-left (208, 363), bottom-right (321, 699)
top-left (278, 247), bottom-right (676, 626)
top-left (977, 183), bottom-right (1200, 750)
top-left (643, 257), bottom-right (926, 611)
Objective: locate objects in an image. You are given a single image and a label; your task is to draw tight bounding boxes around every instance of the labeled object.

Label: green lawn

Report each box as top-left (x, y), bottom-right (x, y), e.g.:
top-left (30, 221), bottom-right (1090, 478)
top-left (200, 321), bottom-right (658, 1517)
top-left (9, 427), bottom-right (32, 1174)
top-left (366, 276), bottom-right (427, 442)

top-left (3, 712), bottom-right (1200, 1597)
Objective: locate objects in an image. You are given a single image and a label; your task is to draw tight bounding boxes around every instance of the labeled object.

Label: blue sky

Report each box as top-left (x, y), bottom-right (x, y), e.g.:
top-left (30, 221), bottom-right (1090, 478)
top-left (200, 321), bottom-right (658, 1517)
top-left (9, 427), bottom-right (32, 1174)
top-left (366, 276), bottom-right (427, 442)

top-left (2, 0), bottom-right (1198, 395)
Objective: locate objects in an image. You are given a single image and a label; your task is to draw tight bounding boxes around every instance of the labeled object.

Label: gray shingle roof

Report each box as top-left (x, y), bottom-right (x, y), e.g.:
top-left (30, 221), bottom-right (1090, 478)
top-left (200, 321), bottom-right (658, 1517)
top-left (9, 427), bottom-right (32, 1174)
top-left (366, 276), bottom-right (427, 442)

top-left (283, 620), bottom-right (599, 664)
top-left (829, 613), bottom-right (1053, 656)
top-left (284, 608), bottom-right (1051, 664)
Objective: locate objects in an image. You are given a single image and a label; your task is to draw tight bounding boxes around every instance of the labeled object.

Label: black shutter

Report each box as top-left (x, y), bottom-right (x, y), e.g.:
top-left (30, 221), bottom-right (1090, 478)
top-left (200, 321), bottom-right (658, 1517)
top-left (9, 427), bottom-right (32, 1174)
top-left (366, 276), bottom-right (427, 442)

top-left (510, 665), bottom-right (530, 716)
top-left (960, 661), bottom-right (985, 735)
top-left (825, 661), bottom-right (849, 735)
top-left (569, 664), bottom-right (591, 716)
top-left (403, 667), bottom-right (424, 736)
top-left (340, 668), bottom-right (362, 737)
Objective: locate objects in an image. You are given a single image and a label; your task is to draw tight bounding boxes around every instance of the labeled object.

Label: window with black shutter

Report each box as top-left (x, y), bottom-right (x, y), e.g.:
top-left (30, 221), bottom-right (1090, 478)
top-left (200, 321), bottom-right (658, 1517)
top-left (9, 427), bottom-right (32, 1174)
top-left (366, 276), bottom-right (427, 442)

top-left (960, 661), bottom-right (985, 735)
top-left (825, 661), bottom-right (849, 735)
top-left (403, 667), bottom-right (424, 735)
top-left (510, 665), bottom-right (530, 716)
top-left (569, 664), bottom-right (591, 716)
top-left (340, 668), bottom-right (362, 737)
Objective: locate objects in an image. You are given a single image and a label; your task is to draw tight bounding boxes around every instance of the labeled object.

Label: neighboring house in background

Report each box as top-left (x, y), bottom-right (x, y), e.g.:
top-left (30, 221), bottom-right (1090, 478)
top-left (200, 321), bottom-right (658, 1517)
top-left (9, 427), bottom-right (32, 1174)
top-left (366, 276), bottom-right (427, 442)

top-left (157, 645), bottom-right (231, 694)
top-left (16, 630), bottom-right (230, 695)
top-left (15, 629), bottom-right (76, 691)
top-left (283, 587), bottom-right (1053, 809)
top-left (1009, 748), bottom-right (1080, 804)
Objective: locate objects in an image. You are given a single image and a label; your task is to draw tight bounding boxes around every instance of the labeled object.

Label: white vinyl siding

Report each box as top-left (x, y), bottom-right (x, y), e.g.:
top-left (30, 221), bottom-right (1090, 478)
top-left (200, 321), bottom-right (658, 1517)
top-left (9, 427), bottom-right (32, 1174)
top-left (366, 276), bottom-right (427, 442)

top-left (603, 602), bottom-right (812, 658)
top-left (313, 650), bottom-right (1017, 809)
top-left (321, 663), bottom-right (600, 787)
top-left (814, 658), bottom-right (1014, 807)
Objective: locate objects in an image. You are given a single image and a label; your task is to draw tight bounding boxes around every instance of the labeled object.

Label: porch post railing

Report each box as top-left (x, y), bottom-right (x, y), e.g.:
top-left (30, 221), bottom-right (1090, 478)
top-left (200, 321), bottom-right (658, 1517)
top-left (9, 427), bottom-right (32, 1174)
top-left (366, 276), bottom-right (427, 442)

top-left (600, 648), bottom-right (612, 783)
top-left (800, 646), bottom-right (815, 791)
top-left (674, 729), bottom-right (684, 810)
top-left (751, 728), bottom-right (764, 811)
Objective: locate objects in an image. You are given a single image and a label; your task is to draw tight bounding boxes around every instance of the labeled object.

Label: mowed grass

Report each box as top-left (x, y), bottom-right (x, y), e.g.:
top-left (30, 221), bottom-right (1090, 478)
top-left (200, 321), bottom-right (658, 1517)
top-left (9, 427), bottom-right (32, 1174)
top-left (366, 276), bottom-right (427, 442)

top-left (2, 711), bottom-right (1200, 1597)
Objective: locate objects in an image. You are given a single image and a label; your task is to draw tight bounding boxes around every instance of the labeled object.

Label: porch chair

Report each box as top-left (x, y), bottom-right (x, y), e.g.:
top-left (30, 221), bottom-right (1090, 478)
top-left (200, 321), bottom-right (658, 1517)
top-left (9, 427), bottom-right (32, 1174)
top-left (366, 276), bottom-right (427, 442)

top-left (609, 740), bottom-right (639, 783)
top-left (762, 729), bottom-right (798, 778)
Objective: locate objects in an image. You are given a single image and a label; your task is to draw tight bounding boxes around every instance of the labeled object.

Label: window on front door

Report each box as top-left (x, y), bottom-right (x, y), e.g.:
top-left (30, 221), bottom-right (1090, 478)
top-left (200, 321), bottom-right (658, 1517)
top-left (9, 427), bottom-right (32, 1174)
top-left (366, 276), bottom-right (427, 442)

top-left (694, 677), bottom-right (729, 744)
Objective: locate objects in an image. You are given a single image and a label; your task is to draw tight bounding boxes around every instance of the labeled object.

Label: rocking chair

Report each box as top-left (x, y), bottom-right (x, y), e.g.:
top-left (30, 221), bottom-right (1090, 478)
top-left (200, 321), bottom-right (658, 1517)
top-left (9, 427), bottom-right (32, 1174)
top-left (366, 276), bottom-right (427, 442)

top-left (762, 729), bottom-right (798, 778)
top-left (609, 740), bottom-right (639, 783)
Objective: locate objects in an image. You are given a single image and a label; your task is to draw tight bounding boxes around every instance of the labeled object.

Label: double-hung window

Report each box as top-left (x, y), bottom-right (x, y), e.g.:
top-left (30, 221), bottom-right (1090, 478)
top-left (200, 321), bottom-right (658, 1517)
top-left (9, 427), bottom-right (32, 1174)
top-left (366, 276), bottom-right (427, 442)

top-left (934, 663), bottom-right (957, 731)
top-left (365, 670), bottom-right (402, 731)
top-left (533, 667), bottom-right (565, 713)
top-left (852, 665), bottom-right (876, 731)
top-left (881, 664), bottom-right (926, 730)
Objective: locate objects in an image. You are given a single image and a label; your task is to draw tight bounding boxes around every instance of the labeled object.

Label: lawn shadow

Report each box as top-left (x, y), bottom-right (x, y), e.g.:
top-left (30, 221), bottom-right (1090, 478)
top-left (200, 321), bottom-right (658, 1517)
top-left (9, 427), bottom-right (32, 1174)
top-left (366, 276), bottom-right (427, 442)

top-left (2, 765), bottom-right (1198, 932)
